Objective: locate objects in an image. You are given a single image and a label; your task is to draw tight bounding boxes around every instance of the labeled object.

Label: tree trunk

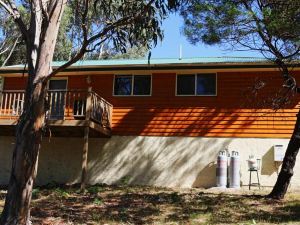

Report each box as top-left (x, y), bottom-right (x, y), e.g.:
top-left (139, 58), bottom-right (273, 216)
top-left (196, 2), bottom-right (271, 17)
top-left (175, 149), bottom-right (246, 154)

top-left (268, 112), bottom-right (300, 199)
top-left (0, 0), bottom-right (66, 223)
top-left (0, 82), bottom-right (47, 225)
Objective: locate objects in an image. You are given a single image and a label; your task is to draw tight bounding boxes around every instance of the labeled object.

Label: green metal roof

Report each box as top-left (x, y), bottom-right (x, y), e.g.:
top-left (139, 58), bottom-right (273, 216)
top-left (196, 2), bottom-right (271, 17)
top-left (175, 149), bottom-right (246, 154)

top-left (1, 57), bottom-right (282, 74)
top-left (51, 57), bottom-right (268, 67)
top-left (5, 57), bottom-right (268, 69)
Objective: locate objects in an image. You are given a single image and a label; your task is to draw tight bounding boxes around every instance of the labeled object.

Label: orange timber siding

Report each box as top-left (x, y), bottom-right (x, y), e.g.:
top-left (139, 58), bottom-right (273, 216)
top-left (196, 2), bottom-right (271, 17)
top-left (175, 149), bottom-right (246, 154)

top-left (3, 71), bottom-right (300, 138)
top-left (3, 77), bottom-right (27, 90)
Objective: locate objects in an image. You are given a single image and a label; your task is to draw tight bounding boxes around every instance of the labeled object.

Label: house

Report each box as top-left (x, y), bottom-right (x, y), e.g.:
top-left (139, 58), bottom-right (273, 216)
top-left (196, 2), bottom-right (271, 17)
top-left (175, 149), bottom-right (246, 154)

top-left (1, 57), bottom-right (300, 189)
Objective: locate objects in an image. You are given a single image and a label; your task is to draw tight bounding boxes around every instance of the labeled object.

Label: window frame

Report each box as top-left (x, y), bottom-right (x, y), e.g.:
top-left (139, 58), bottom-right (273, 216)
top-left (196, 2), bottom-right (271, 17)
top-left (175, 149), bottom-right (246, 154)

top-left (113, 74), bottom-right (152, 97)
top-left (48, 77), bottom-right (68, 91)
top-left (176, 73), bottom-right (217, 96)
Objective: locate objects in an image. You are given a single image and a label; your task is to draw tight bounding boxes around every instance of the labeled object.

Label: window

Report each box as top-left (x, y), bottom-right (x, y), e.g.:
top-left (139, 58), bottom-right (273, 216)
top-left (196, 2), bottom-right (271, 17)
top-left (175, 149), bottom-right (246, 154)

top-left (114, 75), bottom-right (151, 96)
top-left (176, 73), bottom-right (217, 96)
top-left (177, 75), bottom-right (195, 95)
top-left (49, 79), bottom-right (67, 90)
top-left (114, 75), bottom-right (132, 95)
top-left (48, 78), bottom-right (68, 120)
top-left (196, 74), bottom-right (217, 95)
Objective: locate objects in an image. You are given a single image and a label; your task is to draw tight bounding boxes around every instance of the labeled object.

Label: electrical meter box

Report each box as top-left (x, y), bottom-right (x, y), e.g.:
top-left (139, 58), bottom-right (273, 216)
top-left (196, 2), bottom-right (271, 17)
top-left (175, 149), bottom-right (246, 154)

top-left (274, 145), bottom-right (285, 162)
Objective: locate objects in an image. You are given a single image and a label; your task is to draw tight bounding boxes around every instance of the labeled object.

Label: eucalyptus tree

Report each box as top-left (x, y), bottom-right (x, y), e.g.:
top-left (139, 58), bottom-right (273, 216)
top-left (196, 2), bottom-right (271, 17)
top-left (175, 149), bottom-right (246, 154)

top-left (0, 5), bottom-right (150, 66)
top-left (181, 0), bottom-right (300, 199)
top-left (0, 5), bottom-right (73, 66)
top-left (0, 7), bottom-right (23, 66)
top-left (0, 0), bottom-right (181, 224)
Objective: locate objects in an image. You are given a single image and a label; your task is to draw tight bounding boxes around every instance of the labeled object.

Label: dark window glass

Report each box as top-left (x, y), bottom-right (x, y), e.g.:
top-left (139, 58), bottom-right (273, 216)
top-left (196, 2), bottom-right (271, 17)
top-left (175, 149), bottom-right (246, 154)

top-left (133, 75), bottom-right (151, 95)
top-left (114, 75), bottom-right (132, 95)
top-left (196, 74), bottom-right (216, 95)
top-left (177, 75), bottom-right (195, 95)
top-left (49, 80), bottom-right (67, 90)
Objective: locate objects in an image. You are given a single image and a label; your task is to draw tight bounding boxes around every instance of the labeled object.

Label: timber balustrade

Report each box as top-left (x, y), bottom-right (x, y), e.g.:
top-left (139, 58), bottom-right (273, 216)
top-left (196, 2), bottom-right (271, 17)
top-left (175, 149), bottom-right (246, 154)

top-left (0, 90), bottom-right (113, 129)
top-left (0, 90), bottom-right (25, 117)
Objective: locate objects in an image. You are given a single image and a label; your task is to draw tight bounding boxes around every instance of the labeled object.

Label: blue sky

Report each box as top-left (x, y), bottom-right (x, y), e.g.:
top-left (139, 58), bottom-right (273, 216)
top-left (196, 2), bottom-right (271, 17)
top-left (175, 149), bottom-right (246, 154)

top-left (150, 13), bottom-right (262, 59)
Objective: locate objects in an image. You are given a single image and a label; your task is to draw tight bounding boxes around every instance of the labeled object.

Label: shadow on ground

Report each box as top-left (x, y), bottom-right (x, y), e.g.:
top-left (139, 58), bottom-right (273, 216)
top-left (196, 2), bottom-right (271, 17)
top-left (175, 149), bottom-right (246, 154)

top-left (1, 185), bottom-right (298, 225)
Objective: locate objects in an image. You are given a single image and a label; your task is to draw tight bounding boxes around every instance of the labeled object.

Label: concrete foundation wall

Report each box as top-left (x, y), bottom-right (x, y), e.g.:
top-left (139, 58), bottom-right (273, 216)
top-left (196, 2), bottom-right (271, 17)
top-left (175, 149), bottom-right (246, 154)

top-left (1, 136), bottom-right (299, 188)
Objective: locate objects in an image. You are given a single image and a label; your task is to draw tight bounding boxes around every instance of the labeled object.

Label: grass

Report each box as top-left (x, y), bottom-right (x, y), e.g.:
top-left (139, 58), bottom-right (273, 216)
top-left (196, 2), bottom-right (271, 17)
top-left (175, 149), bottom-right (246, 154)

top-left (1, 185), bottom-right (300, 224)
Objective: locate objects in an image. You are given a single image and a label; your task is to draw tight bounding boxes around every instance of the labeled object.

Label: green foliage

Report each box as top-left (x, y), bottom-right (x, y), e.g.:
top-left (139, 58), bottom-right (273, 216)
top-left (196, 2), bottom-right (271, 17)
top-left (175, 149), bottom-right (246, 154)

top-left (69, 0), bottom-right (182, 56)
top-left (0, 7), bottom-right (27, 66)
top-left (53, 6), bottom-right (74, 61)
top-left (181, 0), bottom-right (300, 60)
top-left (87, 185), bottom-right (104, 195)
top-left (169, 192), bottom-right (181, 203)
top-left (0, 0), bottom-right (185, 66)
top-left (83, 45), bottom-right (148, 60)
top-left (111, 46), bottom-right (149, 59)
top-left (31, 188), bottom-right (40, 199)
top-left (54, 188), bottom-right (70, 198)
top-left (119, 176), bottom-right (131, 186)
top-left (91, 213), bottom-right (102, 221)
top-left (93, 197), bottom-right (103, 205)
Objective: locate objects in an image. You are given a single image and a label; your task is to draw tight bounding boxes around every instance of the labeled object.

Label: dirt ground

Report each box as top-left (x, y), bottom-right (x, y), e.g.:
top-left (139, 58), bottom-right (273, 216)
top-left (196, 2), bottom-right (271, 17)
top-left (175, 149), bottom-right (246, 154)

top-left (1, 185), bottom-right (300, 225)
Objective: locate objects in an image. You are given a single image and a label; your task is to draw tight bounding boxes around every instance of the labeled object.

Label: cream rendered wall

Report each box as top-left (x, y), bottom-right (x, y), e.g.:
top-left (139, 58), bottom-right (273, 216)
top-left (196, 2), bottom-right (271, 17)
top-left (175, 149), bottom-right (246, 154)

top-left (0, 136), bottom-right (299, 188)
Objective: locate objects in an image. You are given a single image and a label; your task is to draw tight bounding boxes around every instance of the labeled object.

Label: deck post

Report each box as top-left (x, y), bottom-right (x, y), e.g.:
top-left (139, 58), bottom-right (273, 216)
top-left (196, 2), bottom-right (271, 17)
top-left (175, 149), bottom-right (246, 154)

top-left (81, 126), bottom-right (90, 191)
top-left (81, 85), bottom-right (92, 191)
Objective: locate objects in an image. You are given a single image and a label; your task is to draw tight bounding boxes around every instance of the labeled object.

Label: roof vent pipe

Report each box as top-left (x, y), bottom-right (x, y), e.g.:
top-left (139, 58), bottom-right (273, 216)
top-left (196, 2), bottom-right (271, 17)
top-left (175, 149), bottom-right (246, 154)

top-left (179, 44), bottom-right (182, 60)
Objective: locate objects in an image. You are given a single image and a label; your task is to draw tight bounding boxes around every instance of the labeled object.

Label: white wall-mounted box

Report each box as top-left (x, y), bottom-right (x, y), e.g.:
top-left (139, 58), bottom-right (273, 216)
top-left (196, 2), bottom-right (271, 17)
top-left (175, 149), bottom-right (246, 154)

top-left (274, 145), bottom-right (285, 162)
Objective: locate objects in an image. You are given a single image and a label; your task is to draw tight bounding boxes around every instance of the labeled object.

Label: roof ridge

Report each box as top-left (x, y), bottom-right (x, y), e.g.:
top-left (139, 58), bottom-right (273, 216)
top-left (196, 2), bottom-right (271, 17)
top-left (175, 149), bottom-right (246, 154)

top-left (2, 57), bottom-right (270, 69)
top-left (72, 56), bottom-right (265, 61)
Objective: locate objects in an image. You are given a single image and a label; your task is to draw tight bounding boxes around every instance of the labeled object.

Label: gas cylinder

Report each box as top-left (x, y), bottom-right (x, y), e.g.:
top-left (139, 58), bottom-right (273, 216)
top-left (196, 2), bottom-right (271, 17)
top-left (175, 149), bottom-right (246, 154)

top-left (229, 151), bottom-right (240, 188)
top-left (216, 150), bottom-right (228, 188)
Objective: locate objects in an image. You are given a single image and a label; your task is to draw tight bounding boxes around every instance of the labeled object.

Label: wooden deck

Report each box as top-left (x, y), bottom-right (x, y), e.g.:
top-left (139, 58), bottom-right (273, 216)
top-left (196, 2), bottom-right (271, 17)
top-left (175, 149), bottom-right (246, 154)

top-left (0, 90), bottom-right (113, 137)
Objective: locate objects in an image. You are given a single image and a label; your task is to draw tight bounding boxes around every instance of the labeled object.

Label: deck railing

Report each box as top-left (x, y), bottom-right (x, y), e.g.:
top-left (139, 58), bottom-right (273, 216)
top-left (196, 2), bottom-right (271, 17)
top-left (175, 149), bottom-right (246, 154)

top-left (0, 90), bottom-right (113, 128)
top-left (0, 90), bottom-right (25, 117)
top-left (90, 91), bottom-right (113, 128)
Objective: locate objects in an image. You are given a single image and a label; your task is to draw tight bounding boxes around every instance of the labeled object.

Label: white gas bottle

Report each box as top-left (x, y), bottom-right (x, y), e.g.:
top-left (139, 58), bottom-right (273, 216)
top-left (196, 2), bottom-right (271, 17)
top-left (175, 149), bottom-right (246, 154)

top-left (216, 150), bottom-right (228, 188)
top-left (229, 151), bottom-right (240, 188)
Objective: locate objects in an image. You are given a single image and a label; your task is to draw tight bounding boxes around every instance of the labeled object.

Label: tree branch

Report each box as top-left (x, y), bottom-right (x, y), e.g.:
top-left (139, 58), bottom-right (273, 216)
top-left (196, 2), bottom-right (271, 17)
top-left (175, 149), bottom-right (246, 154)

top-left (2, 35), bottom-right (20, 67)
top-left (0, 0), bottom-right (13, 14)
top-left (81, 0), bottom-right (90, 42)
top-left (86, 37), bottom-right (108, 52)
top-left (241, 0), bottom-right (290, 78)
top-left (43, 0), bottom-right (158, 81)
top-left (0, 0), bottom-right (29, 42)
top-left (0, 46), bottom-right (10, 55)
top-left (39, 0), bottom-right (49, 22)
top-left (46, 31), bottom-right (109, 80)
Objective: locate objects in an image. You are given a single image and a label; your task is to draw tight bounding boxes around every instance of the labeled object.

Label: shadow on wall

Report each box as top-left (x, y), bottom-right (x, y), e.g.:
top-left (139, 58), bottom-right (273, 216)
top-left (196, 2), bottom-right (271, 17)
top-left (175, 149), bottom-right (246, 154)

top-left (35, 137), bottom-right (85, 185)
top-left (192, 162), bottom-right (217, 188)
top-left (86, 136), bottom-right (233, 188)
top-left (0, 137), bottom-right (15, 186)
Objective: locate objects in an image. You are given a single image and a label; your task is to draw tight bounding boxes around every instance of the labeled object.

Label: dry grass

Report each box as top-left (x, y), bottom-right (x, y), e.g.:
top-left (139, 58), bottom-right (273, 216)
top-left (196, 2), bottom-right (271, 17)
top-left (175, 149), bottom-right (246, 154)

top-left (1, 185), bottom-right (300, 224)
